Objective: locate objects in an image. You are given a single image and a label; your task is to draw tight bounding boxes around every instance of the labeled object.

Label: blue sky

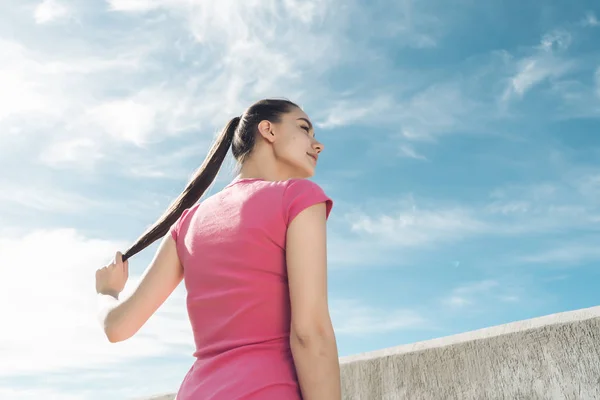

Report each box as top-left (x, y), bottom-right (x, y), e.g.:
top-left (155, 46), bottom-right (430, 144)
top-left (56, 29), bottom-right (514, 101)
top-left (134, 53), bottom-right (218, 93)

top-left (1, 0), bottom-right (599, 398)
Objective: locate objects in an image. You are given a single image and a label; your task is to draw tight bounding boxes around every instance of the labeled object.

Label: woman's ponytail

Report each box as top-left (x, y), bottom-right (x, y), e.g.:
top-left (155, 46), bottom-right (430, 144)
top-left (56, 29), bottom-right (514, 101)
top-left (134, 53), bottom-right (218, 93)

top-left (122, 116), bottom-right (241, 261)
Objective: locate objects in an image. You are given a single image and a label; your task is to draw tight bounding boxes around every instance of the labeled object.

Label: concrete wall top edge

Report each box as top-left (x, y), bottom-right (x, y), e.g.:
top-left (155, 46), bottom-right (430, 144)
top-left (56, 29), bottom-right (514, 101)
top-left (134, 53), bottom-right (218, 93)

top-left (340, 304), bottom-right (600, 364)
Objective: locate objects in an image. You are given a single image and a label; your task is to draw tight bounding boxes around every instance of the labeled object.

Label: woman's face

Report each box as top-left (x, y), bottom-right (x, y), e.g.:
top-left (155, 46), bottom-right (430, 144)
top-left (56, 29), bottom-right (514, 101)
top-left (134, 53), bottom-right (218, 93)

top-left (267, 107), bottom-right (324, 179)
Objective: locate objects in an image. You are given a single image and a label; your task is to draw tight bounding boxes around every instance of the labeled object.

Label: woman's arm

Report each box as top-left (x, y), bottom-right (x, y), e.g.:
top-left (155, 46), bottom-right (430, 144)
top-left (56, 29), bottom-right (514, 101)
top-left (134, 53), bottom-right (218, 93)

top-left (96, 235), bottom-right (183, 343)
top-left (286, 202), bottom-right (341, 400)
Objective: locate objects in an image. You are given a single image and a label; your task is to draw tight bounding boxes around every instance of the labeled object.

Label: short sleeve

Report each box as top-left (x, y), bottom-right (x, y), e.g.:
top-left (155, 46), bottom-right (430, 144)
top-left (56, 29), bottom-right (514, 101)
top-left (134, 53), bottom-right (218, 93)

top-left (169, 218), bottom-right (181, 242)
top-left (169, 206), bottom-right (195, 242)
top-left (283, 179), bottom-right (333, 226)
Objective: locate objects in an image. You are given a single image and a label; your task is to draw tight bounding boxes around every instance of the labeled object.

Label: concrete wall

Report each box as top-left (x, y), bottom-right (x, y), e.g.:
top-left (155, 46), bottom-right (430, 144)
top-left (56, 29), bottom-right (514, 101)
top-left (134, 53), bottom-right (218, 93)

top-left (147, 306), bottom-right (600, 400)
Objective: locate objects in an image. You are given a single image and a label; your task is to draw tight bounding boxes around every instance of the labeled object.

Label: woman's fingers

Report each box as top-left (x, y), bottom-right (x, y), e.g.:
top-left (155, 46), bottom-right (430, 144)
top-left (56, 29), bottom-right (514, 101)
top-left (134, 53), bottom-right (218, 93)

top-left (96, 251), bottom-right (129, 296)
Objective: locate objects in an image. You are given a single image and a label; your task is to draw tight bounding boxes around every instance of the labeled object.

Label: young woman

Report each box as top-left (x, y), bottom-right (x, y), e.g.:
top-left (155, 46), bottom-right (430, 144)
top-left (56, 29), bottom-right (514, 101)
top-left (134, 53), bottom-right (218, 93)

top-left (95, 99), bottom-right (341, 399)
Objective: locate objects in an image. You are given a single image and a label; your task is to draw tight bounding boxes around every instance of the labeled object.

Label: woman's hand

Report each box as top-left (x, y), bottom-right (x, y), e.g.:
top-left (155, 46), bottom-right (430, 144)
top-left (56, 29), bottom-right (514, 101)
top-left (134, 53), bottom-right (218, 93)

top-left (96, 251), bottom-right (129, 298)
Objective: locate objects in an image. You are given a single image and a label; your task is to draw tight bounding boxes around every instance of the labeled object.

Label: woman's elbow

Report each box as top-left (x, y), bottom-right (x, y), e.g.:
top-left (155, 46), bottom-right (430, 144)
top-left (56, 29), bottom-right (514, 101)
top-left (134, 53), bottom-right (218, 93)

top-left (104, 324), bottom-right (127, 343)
top-left (103, 316), bottom-right (133, 343)
top-left (290, 321), bottom-right (336, 348)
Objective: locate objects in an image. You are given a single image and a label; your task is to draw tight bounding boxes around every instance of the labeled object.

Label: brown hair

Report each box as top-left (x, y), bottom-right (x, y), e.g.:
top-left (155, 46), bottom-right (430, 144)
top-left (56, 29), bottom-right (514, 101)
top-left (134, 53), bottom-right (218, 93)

top-left (122, 98), bottom-right (299, 261)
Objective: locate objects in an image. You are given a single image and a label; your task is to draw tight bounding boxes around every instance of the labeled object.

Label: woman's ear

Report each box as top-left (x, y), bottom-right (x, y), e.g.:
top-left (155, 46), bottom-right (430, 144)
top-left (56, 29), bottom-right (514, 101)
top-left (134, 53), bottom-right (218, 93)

top-left (257, 120), bottom-right (276, 143)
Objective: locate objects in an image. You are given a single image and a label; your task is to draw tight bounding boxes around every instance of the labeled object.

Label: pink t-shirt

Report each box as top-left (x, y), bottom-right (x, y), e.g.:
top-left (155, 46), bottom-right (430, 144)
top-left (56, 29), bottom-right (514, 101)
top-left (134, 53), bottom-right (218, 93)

top-left (170, 177), bottom-right (333, 400)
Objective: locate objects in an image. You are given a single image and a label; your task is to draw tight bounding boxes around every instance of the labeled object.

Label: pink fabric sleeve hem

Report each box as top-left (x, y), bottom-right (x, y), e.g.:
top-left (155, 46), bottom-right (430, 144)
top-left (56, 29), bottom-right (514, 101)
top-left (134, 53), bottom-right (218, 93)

top-left (283, 179), bottom-right (334, 226)
top-left (170, 222), bottom-right (179, 242)
top-left (169, 205), bottom-right (197, 243)
top-left (287, 195), bottom-right (332, 225)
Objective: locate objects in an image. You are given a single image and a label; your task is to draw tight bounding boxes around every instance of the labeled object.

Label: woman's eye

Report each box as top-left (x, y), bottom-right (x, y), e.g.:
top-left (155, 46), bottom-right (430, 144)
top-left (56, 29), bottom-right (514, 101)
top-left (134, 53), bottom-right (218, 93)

top-left (302, 126), bottom-right (310, 132)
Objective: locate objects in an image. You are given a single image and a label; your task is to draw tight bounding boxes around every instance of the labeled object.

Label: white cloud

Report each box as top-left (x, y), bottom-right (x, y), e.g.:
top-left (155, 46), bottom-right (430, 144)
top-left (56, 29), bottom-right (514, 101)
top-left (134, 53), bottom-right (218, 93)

top-left (35, 83), bottom-right (212, 169)
top-left (442, 280), bottom-right (502, 309)
top-left (107, 0), bottom-right (339, 97)
top-left (445, 296), bottom-right (470, 307)
top-left (543, 65), bottom-right (600, 119)
top-left (282, 0), bottom-right (326, 25)
top-left (0, 40), bottom-right (61, 121)
top-left (503, 31), bottom-right (575, 100)
top-left (486, 183), bottom-right (559, 216)
top-left (106, 0), bottom-right (168, 12)
top-left (0, 181), bottom-right (105, 214)
top-left (0, 33), bottom-right (201, 169)
top-left (486, 178), bottom-right (600, 232)
top-left (506, 58), bottom-right (571, 98)
top-left (485, 200), bottom-right (531, 215)
top-left (582, 12), bottom-right (599, 27)
top-left (0, 37), bottom-right (147, 129)
top-left (11, 0), bottom-right (334, 171)
top-left (0, 387), bottom-right (81, 400)
top-left (399, 144), bottom-right (427, 160)
top-left (106, 0), bottom-right (438, 50)
top-left (540, 30), bottom-right (572, 52)
top-left (40, 138), bottom-right (105, 168)
top-left (499, 295), bottom-right (520, 303)
top-left (0, 229), bottom-right (193, 376)
top-left (0, 178), bottom-right (171, 238)
top-left (85, 99), bottom-right (158, 146)
top-left (397, 83), bottom-right (482, 140)
top-left (317, 82), bottom-right (481, 142)
top-left (518, 240), bottom-right (600, 265)
top-left (124, 141), bottom-right (216, 180)
top-left (576, 173), bottom-right (600, 198)
top-left (331, 299), bottom-right (425, 336)
top-left (354, 0), bottom-right (444, 49)
top-left (349, 202), bottom-right (486, 247)
top-left (400, 128), bottom-right (436, 142)
top-left (106, 0), bottom-right (448, 137)
top-left (454, 280), bottom-right (499, 295)
top-left (0, 354), bottom-right (191, 400)
top-left (3, 0), bottom-right (456, 174)
top-left (34, 0), bottom-right (70, 24)
top-left (490, 182), bottom-right (558, 202)
top-left (337, 173), bottom-right (600, 261)
top-left (316, 95), bottom-right (395, 129)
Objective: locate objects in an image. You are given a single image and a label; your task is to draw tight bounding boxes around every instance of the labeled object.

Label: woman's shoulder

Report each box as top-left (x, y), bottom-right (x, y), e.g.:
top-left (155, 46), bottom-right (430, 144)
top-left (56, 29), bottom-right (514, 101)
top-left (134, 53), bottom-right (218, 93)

top-left (282, 178), bottom-right (328, 194)
top-left (282, 179), bottom-right (333, 223)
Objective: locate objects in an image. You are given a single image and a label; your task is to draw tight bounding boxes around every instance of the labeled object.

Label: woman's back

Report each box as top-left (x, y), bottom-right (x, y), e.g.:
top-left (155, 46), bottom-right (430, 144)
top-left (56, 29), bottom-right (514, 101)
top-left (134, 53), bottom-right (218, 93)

top-left (96, 99), bottom-right (341, 399)
top-left (171, 177), bottom-right (332, 400)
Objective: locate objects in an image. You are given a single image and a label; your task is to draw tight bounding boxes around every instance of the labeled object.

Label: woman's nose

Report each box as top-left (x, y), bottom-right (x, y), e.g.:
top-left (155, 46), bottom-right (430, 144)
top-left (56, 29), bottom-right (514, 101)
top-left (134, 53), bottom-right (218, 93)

top-left (313, 140), bottom-right (324, 154)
